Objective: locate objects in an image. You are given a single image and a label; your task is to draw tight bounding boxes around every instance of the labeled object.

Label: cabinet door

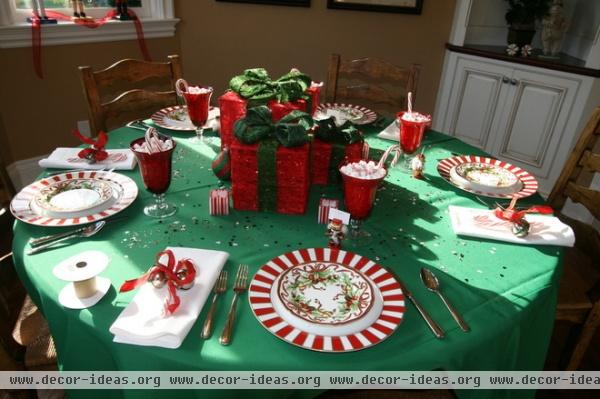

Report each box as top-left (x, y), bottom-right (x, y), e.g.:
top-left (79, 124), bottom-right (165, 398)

top-left (444, 57), bottom-right (513, 149)
top-left (488, 68), bottom-right (580, 194)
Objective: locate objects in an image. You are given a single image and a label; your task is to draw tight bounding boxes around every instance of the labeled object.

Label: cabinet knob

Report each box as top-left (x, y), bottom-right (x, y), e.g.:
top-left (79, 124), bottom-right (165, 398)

top-left (502, 76), bottom-right (509, 84)
top-left (510, 78), bottom-right (518, 85)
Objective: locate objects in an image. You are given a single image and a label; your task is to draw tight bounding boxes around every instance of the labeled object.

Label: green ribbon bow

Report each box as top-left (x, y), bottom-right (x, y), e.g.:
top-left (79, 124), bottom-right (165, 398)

top-left (234, 105), bottom-right (313, 148)
top-left (233, 105), bottom-right (313, 212)
top-left (314, 117), bottom-right (363, 144)
top-left (314, 117), bottom-right (364, 184)
top-left (229, 68), bottom-right (312, 104)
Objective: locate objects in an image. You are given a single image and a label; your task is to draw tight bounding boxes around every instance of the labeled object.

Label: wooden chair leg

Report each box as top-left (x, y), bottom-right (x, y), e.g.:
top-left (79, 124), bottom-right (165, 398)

top-left (566, 301), bottom-right (600, 370)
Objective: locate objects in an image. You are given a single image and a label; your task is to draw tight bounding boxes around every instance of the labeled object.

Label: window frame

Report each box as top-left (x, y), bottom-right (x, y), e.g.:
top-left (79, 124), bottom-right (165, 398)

top-left (0, 0), bottom-right (178, 48)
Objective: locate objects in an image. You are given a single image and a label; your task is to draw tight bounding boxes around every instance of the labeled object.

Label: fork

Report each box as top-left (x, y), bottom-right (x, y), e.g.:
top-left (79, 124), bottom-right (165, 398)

top-left (219, 264), bottom-right (249, 346)
top-left (201, 270), bottom-right (228, 339)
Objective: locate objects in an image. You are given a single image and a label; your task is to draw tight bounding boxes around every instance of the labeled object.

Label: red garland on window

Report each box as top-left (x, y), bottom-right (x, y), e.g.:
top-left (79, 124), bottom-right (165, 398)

top-left (30, 8), bottom-right (151, 79)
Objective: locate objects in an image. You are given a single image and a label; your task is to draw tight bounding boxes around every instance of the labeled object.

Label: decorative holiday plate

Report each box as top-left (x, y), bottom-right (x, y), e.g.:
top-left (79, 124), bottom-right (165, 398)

top-left (437, 155), bottom-right (538, 199)
top-left (33, 178), bottom-right (114, 217)
top-left (151, 105), bottom-right (220, 131)
top-left (11, 171), bottom-right (138, 227)
top-left (249, 248), bottom-right (405, 353)
top-left (315, 103), bottom-right (377, 126)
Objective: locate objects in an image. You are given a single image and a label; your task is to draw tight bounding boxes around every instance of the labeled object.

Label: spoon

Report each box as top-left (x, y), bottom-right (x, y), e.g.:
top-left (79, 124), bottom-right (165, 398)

top-left (27, 221), bottom-right (106, 255)
top-left (420, 268), bottom-right (470, 332)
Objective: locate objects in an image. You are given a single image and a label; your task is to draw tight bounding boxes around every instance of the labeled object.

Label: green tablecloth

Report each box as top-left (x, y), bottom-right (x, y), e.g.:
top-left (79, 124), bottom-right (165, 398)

top-left (12, 123), bottom-right (562, 399)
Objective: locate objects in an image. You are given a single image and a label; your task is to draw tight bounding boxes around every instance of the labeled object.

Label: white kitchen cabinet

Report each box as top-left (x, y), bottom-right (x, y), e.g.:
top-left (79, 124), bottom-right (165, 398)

top-left (435, 50), bottom-right (597, 196)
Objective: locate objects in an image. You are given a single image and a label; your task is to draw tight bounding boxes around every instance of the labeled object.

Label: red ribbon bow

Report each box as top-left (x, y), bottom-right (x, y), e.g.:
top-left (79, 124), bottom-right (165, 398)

top-left (73, 130), bottom-right (109, 162)
top-left (494, 197), bottom-right (554, 223)
top-left (119, 250), bottom-right (197, 315)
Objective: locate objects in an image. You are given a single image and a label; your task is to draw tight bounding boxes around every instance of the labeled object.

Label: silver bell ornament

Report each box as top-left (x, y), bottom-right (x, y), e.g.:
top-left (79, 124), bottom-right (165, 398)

top-left (149, 270), bottom-right (167, 289)
top-left (511, 219), bottom-right (530, 238)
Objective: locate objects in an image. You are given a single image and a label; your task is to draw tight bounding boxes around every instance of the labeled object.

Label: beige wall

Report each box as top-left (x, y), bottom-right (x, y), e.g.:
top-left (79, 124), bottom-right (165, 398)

top-left (176, 0), bottom-right (455, 115)
top-left (0, 0), bottom-right (455, 164)
top-left (0, 38), bottom-right (180, 164)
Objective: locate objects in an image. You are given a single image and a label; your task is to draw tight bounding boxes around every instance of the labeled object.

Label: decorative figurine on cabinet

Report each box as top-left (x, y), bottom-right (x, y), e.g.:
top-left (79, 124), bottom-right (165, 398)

top-left (541, 0), bottom-right (569, 58)
top-left (114, 0), bottom-right (131, 21)
top-left (70, 0), bottom-right (89, 20)
top-left (27, 0), bottom-right (57, 24)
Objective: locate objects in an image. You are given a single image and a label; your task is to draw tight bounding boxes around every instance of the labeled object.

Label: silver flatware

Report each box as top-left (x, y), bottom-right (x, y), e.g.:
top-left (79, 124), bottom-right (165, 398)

top-left (126, 119), bottom-right (153, 132)
top-left (43, 167), bottom-right (106, 178)
top-left (27, 221), bottom-right (106, 255)
top-left (201, 270), bottom-right (228, 339)
top-left (420, 268), bottom-right (470, 332)
top-left (386, 267), bottom-right (445, 339)
top-left (219, 264), bottom-right (249, 346)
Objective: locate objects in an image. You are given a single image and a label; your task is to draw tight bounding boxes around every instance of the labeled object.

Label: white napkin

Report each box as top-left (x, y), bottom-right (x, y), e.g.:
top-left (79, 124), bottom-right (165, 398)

top-left (448, 205), bottom-right (575, 246)
top-left (377, 121), bottom-right (399, 141)
top-left (39, 148), bottom-right (137, 170)
top-left (109, 247), bottom-right (229, 349)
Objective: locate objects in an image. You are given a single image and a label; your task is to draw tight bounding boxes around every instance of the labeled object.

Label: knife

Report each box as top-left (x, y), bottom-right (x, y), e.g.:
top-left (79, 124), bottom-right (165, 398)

top-left (386, 267), bottom-right (445, 339)
top-left (28, 215), bottom-right (128, 248)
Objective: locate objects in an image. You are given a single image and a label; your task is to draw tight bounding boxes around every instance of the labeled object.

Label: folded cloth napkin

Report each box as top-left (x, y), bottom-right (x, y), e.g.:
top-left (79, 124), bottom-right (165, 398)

top-left (377, 121), bottom-right (399, 141)
top-left (109, 247), bottom-right (229, 349)
top-left (449, 205), bottom-right (575, 247)
top-left (39, 148), bottom-right (137, 170)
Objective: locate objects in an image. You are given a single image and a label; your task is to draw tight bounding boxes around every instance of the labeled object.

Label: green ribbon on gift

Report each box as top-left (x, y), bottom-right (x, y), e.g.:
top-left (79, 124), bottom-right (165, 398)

top-left (229, 68), bottom-right (312, 105)
top-left (314, 117), bottom-right (363, 144)
top-left (314, 117), bottom-right (364, 183)
top-left (233, 106), bottom-right (313, 211)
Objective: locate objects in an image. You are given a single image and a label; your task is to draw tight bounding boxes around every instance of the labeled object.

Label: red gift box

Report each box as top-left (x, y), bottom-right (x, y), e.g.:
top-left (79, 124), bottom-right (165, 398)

top-left (218, 91), bottom-right (247, 151)
top-left (218, 92), bottom-right (308, 150)
top-left (231, 141), bottom-right (310, 214)
top-left (318, 198), bottom-right (339, 224)
top-left (267, 99), bottom-right (307, 122)
top-left (311, 140), bottom-right (364, 185)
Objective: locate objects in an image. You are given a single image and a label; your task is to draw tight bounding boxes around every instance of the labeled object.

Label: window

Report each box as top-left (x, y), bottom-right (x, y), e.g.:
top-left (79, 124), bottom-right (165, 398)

top-left (11, 0), bottom-right (151, 23)
top-left (0, 0), bottom-right (178, 48)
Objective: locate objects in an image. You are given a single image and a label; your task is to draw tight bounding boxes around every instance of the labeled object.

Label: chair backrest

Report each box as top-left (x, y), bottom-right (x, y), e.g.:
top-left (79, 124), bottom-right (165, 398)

top-left (548, 107), bottom-right (600, 218)
top-left (326, 54), bottom-right (421, 116)
top-left (79, 54), bottom-right (183, 135)
top-left (548, 106), bottom-right (600, 258)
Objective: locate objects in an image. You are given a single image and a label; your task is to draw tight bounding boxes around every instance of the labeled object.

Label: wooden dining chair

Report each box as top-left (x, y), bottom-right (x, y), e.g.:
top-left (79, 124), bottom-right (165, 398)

top-left (326, 54), bottom-right (421, 116)
top-left (79, 54), bottom-right (183, 135)
top-left (1, 209), bottom-right (57, 373)
top-left (547, 106), bottom-right (600, 370)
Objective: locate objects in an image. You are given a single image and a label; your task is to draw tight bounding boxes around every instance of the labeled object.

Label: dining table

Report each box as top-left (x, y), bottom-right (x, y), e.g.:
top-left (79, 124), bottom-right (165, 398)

top-left (11, 117), bottom-right (563, 399)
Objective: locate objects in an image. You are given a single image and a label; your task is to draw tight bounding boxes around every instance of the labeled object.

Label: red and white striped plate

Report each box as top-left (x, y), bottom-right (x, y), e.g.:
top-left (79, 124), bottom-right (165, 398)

top-left (151, 105), bottom-right (220, 132)
top-left (10, 171), bottom-right (138, 227)
top-left (315, 103), bottom-right (378, 125)
top-left (249, 248), bottom-right (405, 353)
top-left (437, 155), bottom-right (538, 199)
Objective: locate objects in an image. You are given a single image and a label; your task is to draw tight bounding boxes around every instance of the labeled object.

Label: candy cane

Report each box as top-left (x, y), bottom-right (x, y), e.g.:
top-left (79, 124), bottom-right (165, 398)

top-left (407, 91), bottom-right (413, 115)
top-left (377, 144), bottom-right (402, 169)
top-left (362, 142), bottom-right (370, 160)
top-left (175, 78), bottom-right (189, 97)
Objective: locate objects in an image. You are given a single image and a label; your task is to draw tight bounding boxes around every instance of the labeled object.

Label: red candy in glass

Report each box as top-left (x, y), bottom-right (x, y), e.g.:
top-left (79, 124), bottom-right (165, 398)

top-left (130, 137), bottom-right (176, 194)
top-left (183, 89), bottom-right (212, 127)
top-left (398, 111), bottom-right (431, 154)
top-left (340, 167), bottom-right (387, 220)
top-left (306, 82), bottom-right (323, 116)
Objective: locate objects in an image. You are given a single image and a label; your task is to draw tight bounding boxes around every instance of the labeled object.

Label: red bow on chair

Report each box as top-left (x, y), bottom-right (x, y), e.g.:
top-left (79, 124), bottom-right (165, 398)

top-left (73, 130), bottom-right (109, 162)
top-left (494, 197), bottom-right (554, 223)
top-left (119, 250), bottom-right (197, 315)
